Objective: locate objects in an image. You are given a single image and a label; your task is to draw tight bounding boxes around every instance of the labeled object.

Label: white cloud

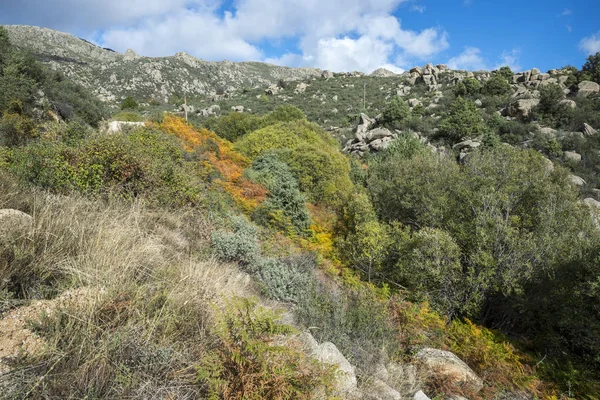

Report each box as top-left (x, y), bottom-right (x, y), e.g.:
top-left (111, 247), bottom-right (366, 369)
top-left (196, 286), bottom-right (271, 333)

top-left (495, 49), bottom-right (521, 72)
top-left (411, 5), bottom-right (426, 13)
top-left (448, 47), bottom-right (486, 70)
top-left (580, 32), bottom-right (600, 55)
top-left (0, 0), bottom-right (451, 72)
top-left (561, 9), bottom-right (572, 16)
top-left (313, 36), bottom-right (394, 72)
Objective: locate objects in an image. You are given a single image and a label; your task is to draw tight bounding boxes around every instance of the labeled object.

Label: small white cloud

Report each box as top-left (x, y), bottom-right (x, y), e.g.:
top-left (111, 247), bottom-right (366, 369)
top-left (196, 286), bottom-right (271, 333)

top-left (411, 5), bottom-right (426, 13)
top-left (448, 47), bottom-right (486, 70)
top-left (580, 32), bottom-right (600, 55)
top-left (566, 25), bottom-right (573, 33)
top-left (561, 9), bottom-right (572, 16)
top-left (495, 49), bottom-right (521, 72)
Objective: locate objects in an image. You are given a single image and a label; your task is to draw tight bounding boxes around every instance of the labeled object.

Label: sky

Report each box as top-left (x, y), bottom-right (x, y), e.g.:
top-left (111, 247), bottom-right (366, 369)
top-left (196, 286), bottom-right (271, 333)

top-left (0, 0), bottom-right (599, 73)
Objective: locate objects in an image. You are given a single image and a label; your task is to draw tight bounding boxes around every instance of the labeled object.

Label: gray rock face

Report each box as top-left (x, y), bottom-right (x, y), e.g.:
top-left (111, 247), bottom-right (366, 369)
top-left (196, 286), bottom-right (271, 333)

top-left (578, 81), bottom-right (600, 97)
top-left (355, 113), bottom-right (377, 142)
top-left (408, 98), bottom-right (422, 108)
top-left (416, 348), bottom-right (483, 393)
top-left (453, 140), bottom-right (481, 151)
top-left (564, 151), bottom-right (582, 162)
top-left (506, 99), bottom-right (540, 119)
top-left (322, 70), bottom-right (334, 79)
top-left (365, 127), bottom-right (394, 142)
top-left (5, 25), bottom-right (322, 102)
top-left (232, 105), bottom-right (245, 113)
top-left (107, 121), bottom-right (145, 133)
top-left (0, 209), bottom-right (33, 236)
top-left (298, 333), bottom-right (357, 395)
top-left (371, 68), bottom-right (397, 77)
top-left (560, 99), bottom-right (577, 109)
top-left (569, 175), bottom-right (586, 186)
top-left (583, 123), bottom-right (598, 136)
top-left (413, 390), bottom-right (431, 400)
top-left (361, 378), bottom-right (401, 400)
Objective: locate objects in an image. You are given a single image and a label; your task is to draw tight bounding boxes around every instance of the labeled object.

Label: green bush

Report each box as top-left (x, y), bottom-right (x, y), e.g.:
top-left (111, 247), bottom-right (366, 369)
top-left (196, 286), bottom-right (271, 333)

top-left (381, 97), bottom-right (411, 129)
top-left (211, 215), bottom-right (260, 266)
top-left (251, 255), bottom-right (315, 303)
top-left (438, 97), bottom-right (487, 143)
top-left (482, 74), bottom-right (511, 96)
top-left (453, 77), bottom-right (482, 97)
top-left (7, 128), bottom-right (202, 204)
top-left (246, 153), bottom-right (311, 235)
top-left (207, 112), bottom-right (263, 142)
top-left (112, 111), bottom-right (144, 122)
top-left (197, 298), bottom-right (334, 399)
top-left (120, 96), bottom-right (138, 110)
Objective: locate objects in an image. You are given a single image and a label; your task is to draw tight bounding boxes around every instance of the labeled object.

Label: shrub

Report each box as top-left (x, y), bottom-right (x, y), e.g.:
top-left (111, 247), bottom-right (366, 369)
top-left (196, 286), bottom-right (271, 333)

top-left (381, 97), bottom-right (411, 129)
top-left (246, 153), bottom-right (311, 236)
top-left (482, 74), bottom-right (511, 96)
top-left (251, 255), bottom-right (315, 303)
top-left (196, 298), bottom-right (334, 399)
top-left (112, 111), bottom-right (144, 122)
top-left (211, 215), bottom-right (260, 266)
top-left (453, 77), bottom-right (482, 97)
top-left (209, 112), bottom-right (263, 142)
top-left (0, 110), bottom-right (37, 146)
top-left (8, 128), bottom-right (203, 205)
top-left (438, 97), bottom-right (487, 143)
top-left (120, 96), bottom-right (138, 110)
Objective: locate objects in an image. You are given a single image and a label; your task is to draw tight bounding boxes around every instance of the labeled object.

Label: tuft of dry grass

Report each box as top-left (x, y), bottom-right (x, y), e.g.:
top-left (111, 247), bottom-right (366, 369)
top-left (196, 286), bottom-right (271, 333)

top-left (0, 173), bottom-right (264, 399)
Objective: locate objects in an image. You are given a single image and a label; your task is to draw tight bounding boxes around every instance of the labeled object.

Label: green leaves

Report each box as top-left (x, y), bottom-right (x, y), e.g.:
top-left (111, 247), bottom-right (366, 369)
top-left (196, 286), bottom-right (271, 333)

top-left (439, 96), bottom-right (487, 143)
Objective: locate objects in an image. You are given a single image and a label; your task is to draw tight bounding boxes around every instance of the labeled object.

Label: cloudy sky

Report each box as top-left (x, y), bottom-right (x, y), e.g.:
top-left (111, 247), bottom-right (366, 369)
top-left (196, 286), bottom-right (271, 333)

top-left (0, 0), bottom-right (599, 73)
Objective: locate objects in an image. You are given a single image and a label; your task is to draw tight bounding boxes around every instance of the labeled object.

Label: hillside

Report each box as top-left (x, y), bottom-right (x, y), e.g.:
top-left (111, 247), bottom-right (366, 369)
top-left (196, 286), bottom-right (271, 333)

top-left (4, 25), bottom-right (323, 102)
top-left (2, 24), bottom-right (600, 400)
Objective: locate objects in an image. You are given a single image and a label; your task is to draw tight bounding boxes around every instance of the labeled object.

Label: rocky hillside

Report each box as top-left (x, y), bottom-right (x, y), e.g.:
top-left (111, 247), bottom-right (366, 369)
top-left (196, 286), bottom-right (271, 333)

top-left (4, 25), bottom-right (323, 102)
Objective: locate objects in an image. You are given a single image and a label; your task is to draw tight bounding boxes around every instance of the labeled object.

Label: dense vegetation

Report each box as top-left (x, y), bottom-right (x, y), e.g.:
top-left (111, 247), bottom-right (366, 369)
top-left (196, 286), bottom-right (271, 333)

top-left (2, 25), bottom-right (600, 399)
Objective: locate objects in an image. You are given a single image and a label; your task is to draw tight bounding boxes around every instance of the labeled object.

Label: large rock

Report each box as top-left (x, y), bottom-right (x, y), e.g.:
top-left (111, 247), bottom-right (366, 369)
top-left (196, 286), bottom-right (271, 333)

top-left (569, 175), bottom-right (586, 186)
top-left (356, 113), bottom-right (377, 141)
top-left (107, 121), bottom-right (145, 133)
top-left (294, 82), bottom-right (309, 93)
top-left (265, 84), bottom-right (281, 95)
top-left (583, 123), bottom-right (598, 136)
top-left (452, 140), bottom-right (481, 151)
top-left (0, 209), bottom-right (33, 236)
top-left (564, 151), bottom-right (582, 162)
top-left (322, 70), bottom-right (334, 79)
top-left (365, 127), bottom-right (394, 142)
top-left (560, 99), bottom-right (577, 109)
top-left (416, 348), bottom-right (483, 393)
top-left (578, 81), bottom-right (600, 97)
top-left (413, 390), bottom-right (431, 400)
top-left (298, 333), bottom-right (357, 394)
top-left (408, 98), bottom-right (422, 108)
top-left (361, 378), bottom-right (401, 400)
top-left (370, 137), bottom-right (393, 152)
top-left (506, 99), bottom-right (540, 119)
top-left (386, 362), bottom-right (419, 399)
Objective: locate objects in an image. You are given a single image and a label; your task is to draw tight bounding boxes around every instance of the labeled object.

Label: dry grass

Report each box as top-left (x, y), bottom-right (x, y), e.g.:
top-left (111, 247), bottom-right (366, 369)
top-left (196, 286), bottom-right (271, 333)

top-left (0, 174), bottom-right (261, 399)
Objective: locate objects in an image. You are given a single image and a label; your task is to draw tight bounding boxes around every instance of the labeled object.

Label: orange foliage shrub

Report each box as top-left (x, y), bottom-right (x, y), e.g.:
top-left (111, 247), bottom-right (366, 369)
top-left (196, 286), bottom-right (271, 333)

top-left (156, 115), bottom-right (267, 211)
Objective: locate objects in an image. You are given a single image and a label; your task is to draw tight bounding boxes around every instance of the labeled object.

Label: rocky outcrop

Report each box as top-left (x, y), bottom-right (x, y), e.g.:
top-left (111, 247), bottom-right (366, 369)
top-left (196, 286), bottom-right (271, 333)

top-left (583, 123), bottom-right (598, 136)
top-left (344, 114), bottom-right (396, 156)
top-left (5, 25), bottom-right (322, 102)
top-left (569, 175), bottom-right (586, 186)
top-left (198, 104), bottom-right (220, 117)
top-left (106, 121), bottom-right (146, 133)
top-left (577, 81), bottom-right (600, 97)
top-left (564, 151), bottom-right (582, 162)
top-left (371, 68), bottom-right (397, 77)
top-left (416, 348), bottom-right (483, 393)
top-left (504, 99), bottom-right (540, 120)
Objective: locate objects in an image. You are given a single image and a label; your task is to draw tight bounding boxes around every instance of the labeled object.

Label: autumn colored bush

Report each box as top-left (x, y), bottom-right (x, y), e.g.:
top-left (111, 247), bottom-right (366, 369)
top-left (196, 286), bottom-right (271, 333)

top-left (158, 115), bottom-right (267, 211)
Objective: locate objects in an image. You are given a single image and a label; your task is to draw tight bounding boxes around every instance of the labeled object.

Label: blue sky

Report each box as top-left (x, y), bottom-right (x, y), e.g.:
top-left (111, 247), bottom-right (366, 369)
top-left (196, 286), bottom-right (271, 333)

top-left (0, 0), bottom-right (599, 73)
